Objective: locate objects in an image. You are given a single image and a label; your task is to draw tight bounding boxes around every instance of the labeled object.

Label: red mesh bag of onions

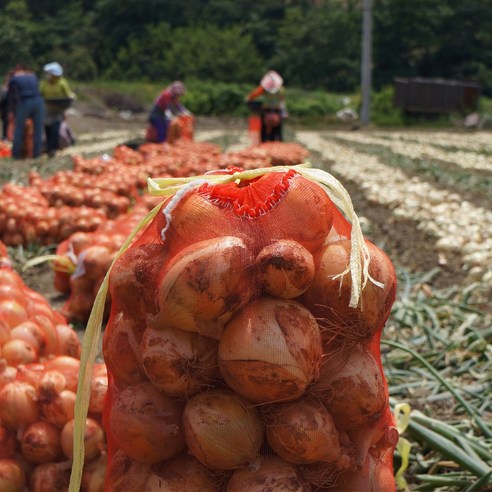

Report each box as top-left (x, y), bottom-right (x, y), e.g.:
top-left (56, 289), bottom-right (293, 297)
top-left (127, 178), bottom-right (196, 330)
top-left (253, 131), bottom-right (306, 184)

top-left (69, 164), bottom-right (398, 492)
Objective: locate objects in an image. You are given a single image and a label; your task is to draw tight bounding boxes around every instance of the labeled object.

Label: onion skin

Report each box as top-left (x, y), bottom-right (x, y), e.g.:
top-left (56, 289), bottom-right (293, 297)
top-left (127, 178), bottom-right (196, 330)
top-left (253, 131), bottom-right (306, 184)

top-left (40, 389), bottom-right (76, 428)
top-left (218, 298), bottom-right (322, 403)
top-left (144, 455), bottom-right (217, 492)
top-left (109, 244), bottom-right (168, 319)
top-left (315, 344), bottom-right (387, 429)
top-left (0, 459), bottom-right (25, 492)
top-left (0, 381), bottom-right (40, 429)
top-left (0, 425), bottom-right (16, 459)
top-left (103, 311), bottom-right (146, 388)
top-left (20, 421), bottom-right (62, 464)
top-left (89, 363), bottom-right (108, 416)
top-left (61, 418), bottom-right (105, 463)
top-left (2, 339), bottom-right (37, 367)
top-left (256, 240), bottom-right (315, 298)
top-left (81, 454), bottom-right (106, 492)
top-left (109, 381), bottom-right (185, 464)
top-left (226, 456), bottom-right (311, 492)
top-left (265, 399), bottom-right (350, 468)
top-left (30, 460), bottom-right (71, 492)
top-left (44, 356), bottom-right (80, 393)
top-left (141, 325), bottom-right (218, 398)
top-left (183, 389), bottom-right (264, 470)
top-left (152, 236), bottom-right (255, 340)
top-left (302, 240), bottom-right (396, 344)
top-left (104, 449), bottom-right (152, 492)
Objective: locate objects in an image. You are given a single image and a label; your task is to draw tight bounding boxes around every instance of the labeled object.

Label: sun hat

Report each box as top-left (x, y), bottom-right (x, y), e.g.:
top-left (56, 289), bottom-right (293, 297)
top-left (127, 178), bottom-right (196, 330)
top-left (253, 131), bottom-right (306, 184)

top-left (260, 70), bottom-right (283, 94)
top-left (43, 62), bottom-right (63, 77)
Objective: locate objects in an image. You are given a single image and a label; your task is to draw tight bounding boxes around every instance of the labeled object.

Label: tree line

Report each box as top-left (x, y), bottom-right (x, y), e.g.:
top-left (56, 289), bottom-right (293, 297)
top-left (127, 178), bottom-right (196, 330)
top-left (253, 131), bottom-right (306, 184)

top-left (2, 0), bottom-right (492, 95)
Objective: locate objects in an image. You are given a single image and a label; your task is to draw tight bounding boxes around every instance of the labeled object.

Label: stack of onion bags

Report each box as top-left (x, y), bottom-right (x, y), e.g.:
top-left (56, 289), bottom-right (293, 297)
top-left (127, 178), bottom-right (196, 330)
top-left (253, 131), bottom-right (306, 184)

top-left (70, 165), bottom-right (398, 491)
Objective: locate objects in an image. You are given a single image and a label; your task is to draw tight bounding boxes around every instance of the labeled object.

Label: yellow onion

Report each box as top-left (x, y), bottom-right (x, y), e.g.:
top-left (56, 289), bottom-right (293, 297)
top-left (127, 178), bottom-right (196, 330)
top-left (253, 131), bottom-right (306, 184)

top-left (265, 399), bottom-right (350, 468)
top-left (141, 325), bottom-right (218, 398)
top-left (0, 459), bottom-right (25, 492)
top-left (61, 418), bottom-right (105, 463)
top-left (109, 381), bottom-right (185, 464)
top-left (144, 455), bottom-right (218, 491)
top-left (183, 389), bottom-right (264, 470)
top-left (102, 312), bottom-right (146, 388)
top-left (218, 298), bottom-right (322, 403)
top-left (315, 343), bottom-right (387, 429)
top-left (30, 461), bottom-right (71, 492)
top-left (226, 456), bottom-right (308, 492)
top-left (81, 454), bottom-right (107, 492)
top-left (20, 421), bottom-right (62, 464)
top-left (302, 240), bottom-right (396, 344)
top-left (0, 381), bottom-right (40, 429)
top-left (105, 449), bottom-right (152, 491)
top-left (152, 236), bottom-right (255, 340)
top-left (256, 240), bottom-right (315, 298)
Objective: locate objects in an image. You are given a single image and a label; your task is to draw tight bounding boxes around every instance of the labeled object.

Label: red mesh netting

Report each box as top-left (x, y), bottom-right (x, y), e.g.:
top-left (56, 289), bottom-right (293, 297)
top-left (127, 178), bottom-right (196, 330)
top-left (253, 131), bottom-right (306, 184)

top-left (99, 168), bottom-right (397, 491)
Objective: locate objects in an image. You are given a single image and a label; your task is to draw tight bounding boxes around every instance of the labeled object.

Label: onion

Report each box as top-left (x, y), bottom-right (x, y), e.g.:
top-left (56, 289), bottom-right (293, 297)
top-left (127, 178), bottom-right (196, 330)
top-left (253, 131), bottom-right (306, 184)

top-left (302, 240), bottom-right (396, 344)
top-left (41, 390), bottom-right (76, 428)
top-left (44, 356), bottom-right (80, 392)
top-left (0, 381), bottom-right (40, 429)
top-left (30, 461), bottom-right (71, 492)
top-left (89, 363), bottom-right (108, 415)
top-left (109, 381), bottom-right (185, 463)
top-left (15, 363), bottom-right (45, 388)
top-left (0, 359), bottom-right (17, 389)
top-left (31, 315), bottom-right (59, 357)
top-left (315, 344), bottom-right (387, 429)
top-left (141, 325), bottom-right (218, 398)
top-left (183, 389), bottom-right (264, 470)
top-left (109, 244), bottom-right (168, 319)
top-left (81, 454), bottom-right (106, 492)
top-left (37, 370), bottom-right (67, 400)
top-left (61, 418), bottom-right (105, 463)
top-left (218, 297), bottom-right (322, 403)
top-left (0, 319), bottom-right (11, 345)
top-left (265, 399), bottom-right (350, 467)
top-left (0, 299), bottom-right (28, 329)
top-left (226, 456), bottom-right (309, 492)
top-left (0, 269), bottom-right (24, 289)
top-left (80, 245), bottom-right (113, 280)
top-left (330, 452), bottom-right (395, 491)
top-left (105, 449), bottom-right (152, 491)
top-left (20, 421), bottom-right (62, 464)
top-left (151, 236), bottom-right (255, 340)
top-left (144, 455), bottom-right (218, 491)
top-left (0, 424), bottom-right (16, 459)
top-left (2, 339), bottom-right (37, 366)
top-left (0, 459), bottom-right (25, 492)
top-left (102, 312), bottom-right (146, 388)
top-left (11, 321), bottom-right (46, 355)
top-left (55, 324), bottom-right (81, 358)
top-left (256, 240), bottom-right (315, 298)
top-left (0, 284), bottom-right (25, 306)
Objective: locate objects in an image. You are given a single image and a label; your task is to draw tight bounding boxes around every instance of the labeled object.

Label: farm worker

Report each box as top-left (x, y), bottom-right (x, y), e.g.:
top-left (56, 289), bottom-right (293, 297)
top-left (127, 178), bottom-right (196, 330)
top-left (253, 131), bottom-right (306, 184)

top-left (40, 62), bottom-right (76, 157)
top-left (0, 70), bottom-right (14, 141)
top-left (146, 81), bottom-right (191, 143)
top-left (247, 70), bottom-right (288, 142)
top-left (8, 64), bottom-right (45, 159)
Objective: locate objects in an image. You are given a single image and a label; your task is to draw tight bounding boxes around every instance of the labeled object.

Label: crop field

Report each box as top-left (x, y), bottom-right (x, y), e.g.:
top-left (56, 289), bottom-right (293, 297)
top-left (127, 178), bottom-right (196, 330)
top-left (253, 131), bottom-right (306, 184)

top-left (0, 121), bottom-right (491, 490)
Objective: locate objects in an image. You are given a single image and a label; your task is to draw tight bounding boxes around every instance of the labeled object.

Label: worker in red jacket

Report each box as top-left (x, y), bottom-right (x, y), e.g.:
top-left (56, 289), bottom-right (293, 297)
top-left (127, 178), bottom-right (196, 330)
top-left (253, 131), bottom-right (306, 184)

top-left (146, 81), bottom-right (190, 143)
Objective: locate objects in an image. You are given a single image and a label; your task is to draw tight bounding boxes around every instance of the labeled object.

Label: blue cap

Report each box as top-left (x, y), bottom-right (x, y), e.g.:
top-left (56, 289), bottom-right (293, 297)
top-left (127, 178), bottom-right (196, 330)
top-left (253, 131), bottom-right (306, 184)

top-left (43, 62), bottom-right (63, 77)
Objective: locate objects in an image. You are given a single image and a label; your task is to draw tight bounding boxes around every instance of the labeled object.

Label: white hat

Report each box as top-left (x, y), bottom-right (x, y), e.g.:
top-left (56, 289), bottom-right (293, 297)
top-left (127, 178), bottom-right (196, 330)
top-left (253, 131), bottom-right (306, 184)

top-left (260, 70), bottom-right (283, 94)
top-left (43, 62), bottom-right (63, 77)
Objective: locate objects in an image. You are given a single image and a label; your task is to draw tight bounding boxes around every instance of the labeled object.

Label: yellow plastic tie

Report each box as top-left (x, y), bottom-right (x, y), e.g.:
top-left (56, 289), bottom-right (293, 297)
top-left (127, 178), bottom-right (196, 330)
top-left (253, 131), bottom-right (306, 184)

top-left (394, 402), bottom-right (412, 490)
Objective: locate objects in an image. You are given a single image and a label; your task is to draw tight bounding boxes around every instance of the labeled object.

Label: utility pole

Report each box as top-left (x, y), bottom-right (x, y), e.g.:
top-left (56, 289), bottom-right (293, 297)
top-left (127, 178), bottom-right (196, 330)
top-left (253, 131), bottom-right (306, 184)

top-left (360, 0), bottom-right (373, 126)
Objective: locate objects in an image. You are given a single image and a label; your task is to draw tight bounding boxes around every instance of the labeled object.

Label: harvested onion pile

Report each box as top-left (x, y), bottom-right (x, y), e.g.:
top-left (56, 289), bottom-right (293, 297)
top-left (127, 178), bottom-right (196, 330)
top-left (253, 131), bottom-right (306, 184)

top-left (0, 256), bottom-right (107, 491)
top-left (52, 200), bottom-right (153, 322)
top-left (78, 166), bottom-right (399, 491)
